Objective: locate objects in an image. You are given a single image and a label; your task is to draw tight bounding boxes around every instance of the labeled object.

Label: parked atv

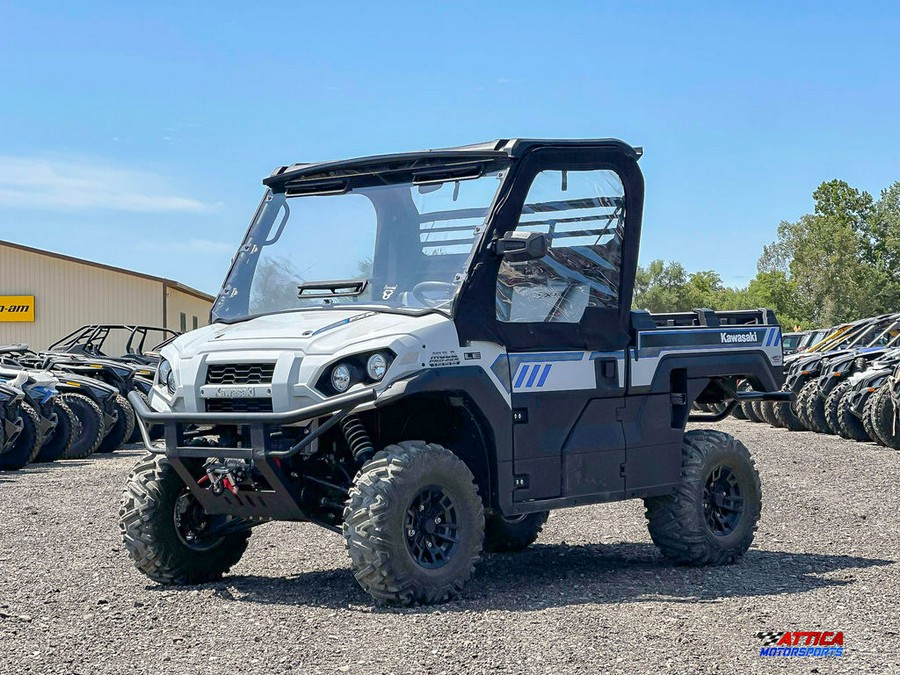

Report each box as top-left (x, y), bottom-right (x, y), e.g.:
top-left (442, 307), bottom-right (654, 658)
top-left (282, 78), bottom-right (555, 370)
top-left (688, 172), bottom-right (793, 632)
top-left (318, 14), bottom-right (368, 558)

top-left (6, 349), bottom-right (136, 453)
top-left (0, 382), bottom-right (25, 468)
top-left (0, 368), bottom-right (62, 469)
top-left (774, 315), bottom-right (900, 432)
top-left (0, 349), bottom-right (120, 461)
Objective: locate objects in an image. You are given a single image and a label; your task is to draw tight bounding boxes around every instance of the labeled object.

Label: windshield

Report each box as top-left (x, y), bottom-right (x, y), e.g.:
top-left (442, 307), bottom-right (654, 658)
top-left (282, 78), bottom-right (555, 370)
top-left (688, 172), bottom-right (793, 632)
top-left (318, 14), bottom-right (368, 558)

top-left (782, 335), bottom-right (802, 350)
top-left (214, 170), bottom-right (507, 321)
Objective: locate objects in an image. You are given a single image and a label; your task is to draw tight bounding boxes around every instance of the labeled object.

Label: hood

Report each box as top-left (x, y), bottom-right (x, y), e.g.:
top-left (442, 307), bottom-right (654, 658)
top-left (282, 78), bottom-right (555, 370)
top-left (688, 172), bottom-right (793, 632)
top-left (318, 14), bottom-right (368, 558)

top-left (170, 308), bottom-right (450, 358)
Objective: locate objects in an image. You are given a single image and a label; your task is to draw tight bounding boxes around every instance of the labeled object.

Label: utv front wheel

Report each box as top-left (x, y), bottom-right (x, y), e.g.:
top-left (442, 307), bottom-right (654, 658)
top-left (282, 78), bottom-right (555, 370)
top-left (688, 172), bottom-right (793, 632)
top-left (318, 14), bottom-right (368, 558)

top-left (119, 454), bottom-right (251, 585)
top-left (343, 441), bottom-right (484, 605)
top-left (95, 394), bottom-right (135, 453)
top-left (0, 404), bottom-right (41, 471)
top-left (644, 429), bottom-right (761, 566)
top-left (484, 511), bottom-right (548, 552)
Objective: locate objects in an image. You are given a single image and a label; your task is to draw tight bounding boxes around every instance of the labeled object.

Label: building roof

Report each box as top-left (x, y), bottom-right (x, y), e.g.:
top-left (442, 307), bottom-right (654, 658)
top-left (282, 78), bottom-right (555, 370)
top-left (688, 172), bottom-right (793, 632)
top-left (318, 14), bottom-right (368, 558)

top-left (0, 239), bottom-right (216, 303)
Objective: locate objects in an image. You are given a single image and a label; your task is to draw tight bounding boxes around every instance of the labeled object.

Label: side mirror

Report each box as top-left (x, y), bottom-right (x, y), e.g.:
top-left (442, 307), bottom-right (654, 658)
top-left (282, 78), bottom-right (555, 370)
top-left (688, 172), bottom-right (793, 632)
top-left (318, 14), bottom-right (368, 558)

top-left (495, 231), bottom-right (550, 262)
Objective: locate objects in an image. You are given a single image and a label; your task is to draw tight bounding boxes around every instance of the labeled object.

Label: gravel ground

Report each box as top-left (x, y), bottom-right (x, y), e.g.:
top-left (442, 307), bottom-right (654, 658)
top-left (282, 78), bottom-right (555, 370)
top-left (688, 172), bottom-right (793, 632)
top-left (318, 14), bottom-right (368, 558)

top-left (1, 419), bottom-right (898, 674)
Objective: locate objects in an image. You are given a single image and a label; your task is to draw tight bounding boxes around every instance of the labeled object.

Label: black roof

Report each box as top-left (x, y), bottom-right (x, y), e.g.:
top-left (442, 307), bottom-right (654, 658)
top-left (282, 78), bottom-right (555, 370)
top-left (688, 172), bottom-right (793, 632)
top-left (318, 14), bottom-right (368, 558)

top-left (264, 138), bottom-right (641, 189)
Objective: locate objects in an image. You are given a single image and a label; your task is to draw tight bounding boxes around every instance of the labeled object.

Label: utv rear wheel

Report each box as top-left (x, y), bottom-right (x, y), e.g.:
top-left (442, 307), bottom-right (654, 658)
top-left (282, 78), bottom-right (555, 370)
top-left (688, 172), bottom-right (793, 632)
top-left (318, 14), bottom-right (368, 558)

top-left (742, 400), bottom-right (762, 423)
top-left (837, 387), bottom-right (870, 442)
top-left (730, 403), bottom-right (747, 420)
top-left (484, 512), bottom-right (548, 553)
top-left (119, 454), bottom-right (251, 584)
top-left (343, 441), bottom-right (484, 605)
top-left (871, 385), bottom-right (900, 450)
top-left (644, 429), bottom-right (761, 566)
top-left (863, 387), bottom-right (888, 446)
top-left (824, 380), bottom-right (852, 435)
top-left (0, 404), bottom-right (41, 471)
top-left (60, 393), bottom-right (104, 459)
top-left (795, 381), bottom-right (818, 431)
top-left (95, 394), bottom-right (135, 453)
top-left (34, 400), bottom-right (78, 463)
top-left (773, 398), bottom-right (806, 432)
top-left (803, 383), bottom-right (831, 434)
top-left (759, 401), bottom-right (780, 427)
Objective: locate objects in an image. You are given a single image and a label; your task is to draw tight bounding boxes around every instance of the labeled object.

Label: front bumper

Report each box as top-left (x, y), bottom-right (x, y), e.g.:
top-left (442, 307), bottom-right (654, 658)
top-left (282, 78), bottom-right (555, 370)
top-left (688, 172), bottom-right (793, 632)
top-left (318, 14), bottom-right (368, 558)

top-left (128, 388), bottom-right (376, 522)
top-left (128, 388), bottom-right (375, 459)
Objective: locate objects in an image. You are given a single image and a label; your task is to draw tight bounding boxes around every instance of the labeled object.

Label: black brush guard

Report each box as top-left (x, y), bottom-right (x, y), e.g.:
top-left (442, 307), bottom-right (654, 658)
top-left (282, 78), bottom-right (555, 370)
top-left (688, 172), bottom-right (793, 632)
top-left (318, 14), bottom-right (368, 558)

top-left (128, 389), bottom-right (376, 523)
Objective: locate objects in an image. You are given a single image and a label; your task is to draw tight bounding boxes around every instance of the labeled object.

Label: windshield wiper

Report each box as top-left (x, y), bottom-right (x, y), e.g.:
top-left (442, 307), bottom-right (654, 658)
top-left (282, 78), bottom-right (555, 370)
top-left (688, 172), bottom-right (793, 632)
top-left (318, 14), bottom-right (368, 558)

top-left (297, 279), bottom-right (369, 299)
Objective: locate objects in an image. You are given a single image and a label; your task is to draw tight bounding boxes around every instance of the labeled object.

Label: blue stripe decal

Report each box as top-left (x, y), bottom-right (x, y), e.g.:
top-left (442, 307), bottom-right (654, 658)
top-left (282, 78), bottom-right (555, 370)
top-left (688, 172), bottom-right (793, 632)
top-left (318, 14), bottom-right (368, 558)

top-left (525, 364), bottom-right (541, 387)
top-left (774, 331), bottom-right (781, 346)
top-left (514, 365), bottom-right (530, 388)
top-left (764, 329), bottom-right (773, 347)
top-left (536, 364), bottom-right (552, 387)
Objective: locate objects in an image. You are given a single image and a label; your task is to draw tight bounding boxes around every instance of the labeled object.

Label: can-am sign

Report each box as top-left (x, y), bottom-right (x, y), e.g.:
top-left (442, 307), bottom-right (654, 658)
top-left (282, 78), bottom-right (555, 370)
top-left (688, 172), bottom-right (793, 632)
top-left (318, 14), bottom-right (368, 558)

top-left (0, 296), bottom-right (35, 322)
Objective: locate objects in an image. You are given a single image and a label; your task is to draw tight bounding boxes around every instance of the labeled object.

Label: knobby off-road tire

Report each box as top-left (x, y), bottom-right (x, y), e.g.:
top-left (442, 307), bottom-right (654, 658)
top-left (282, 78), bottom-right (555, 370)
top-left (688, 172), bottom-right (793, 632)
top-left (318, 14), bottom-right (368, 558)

top-left (836, 387), bottom-right (870, 442)
top-left (644, 429), bottom-right (761, 566)
top-left (759, 401), bottom-right (780, 427)
top-left (119, 454), bottom-right (251, 585)
top-left (803, 383), bottom-right (832, 434)
top-left (343, 441), bottom-right (484, 606)
top-left (60, 393), bottom-right (105, 459)
top-left (773, 398), bottom-right (806, 432)
top-left (871, 386), bottom-right (900, 450)
top-left (863, 387), bottom-right (888, 446)
top-left (95, 394), bottom-right (135, 453)
top-left (34, 400), bottom-right (78, 463)
top-left (484, 512), bottom-right (549, 553)
top-left (731, 403), bottom-right (748, 420)
top-left (795, 381), bottom-right (820, 432)
top-left (742, 400), bottom-right (763, 423)
top-left (824, 380), bottom-right (854, 436)
top-left (0, 403), bottom-right (41, 471)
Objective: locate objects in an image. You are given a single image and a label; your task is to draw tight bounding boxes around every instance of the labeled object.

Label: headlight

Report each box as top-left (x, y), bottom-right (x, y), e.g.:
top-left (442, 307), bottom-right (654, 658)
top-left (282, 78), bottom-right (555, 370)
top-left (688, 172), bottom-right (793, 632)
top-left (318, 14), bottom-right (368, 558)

top-left (366, 353), bottom-right (388, 381)
top-left (157, 359), bottom-right (176, 394)
top-left (330, 363), bottom-right (353, 393)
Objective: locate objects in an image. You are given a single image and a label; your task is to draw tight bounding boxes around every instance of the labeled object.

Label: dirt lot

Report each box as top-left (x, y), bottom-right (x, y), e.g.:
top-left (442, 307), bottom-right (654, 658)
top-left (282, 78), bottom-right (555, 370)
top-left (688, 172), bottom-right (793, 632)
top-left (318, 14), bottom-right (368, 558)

top-left (1, 419), bottom-right (898, 674)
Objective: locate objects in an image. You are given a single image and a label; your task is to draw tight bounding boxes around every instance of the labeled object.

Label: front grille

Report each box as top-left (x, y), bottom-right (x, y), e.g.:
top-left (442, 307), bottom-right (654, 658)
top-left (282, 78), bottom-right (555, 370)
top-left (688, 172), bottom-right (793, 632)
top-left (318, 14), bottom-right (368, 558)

top-left (205, 398), bottom-right (273, 413)
top-left (206, 363), bottom-right (275, 385)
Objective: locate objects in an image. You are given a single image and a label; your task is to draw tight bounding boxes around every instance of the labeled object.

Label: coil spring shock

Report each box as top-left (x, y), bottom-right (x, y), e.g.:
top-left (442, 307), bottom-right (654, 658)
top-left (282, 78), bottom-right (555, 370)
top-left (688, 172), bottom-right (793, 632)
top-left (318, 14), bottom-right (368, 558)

top-left (341, 415), bottom-right (374, 465)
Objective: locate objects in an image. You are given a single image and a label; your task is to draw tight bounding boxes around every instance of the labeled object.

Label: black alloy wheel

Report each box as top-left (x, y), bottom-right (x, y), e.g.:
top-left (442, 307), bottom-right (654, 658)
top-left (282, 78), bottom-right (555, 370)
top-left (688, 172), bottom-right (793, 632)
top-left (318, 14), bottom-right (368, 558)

top-left (703, 465), bottom-right (744, 536)
top-left (405, 485), bottom-right (460, 569)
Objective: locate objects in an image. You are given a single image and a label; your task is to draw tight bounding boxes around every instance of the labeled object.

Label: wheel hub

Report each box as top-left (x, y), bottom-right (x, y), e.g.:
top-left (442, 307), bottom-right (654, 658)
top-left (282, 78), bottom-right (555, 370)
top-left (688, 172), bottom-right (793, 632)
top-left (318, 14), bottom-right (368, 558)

top-left (405, 486), bottom-right (460, 569)
top-left (174, 490), bottom-right (219, 551)
top-left (703, 464), bottom-right (744, 536)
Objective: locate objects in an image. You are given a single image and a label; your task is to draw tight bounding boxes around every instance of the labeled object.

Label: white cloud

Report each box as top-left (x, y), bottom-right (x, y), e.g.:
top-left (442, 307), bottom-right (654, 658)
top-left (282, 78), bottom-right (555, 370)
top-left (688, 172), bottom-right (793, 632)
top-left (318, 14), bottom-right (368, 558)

top-left (0, 155), bottom-right (216, 213)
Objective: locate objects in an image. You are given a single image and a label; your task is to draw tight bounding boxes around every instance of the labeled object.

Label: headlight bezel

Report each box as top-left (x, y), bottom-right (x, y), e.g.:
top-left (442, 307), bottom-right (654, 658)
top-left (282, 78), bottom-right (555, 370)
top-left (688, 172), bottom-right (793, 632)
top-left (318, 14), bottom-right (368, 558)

top-left (366, 353), bottom-right (388, 381)
top-left (330, 363), bottom-right (354, 393)
top-left (316, 350), bottom-right (394, 396)
top-left (157, 359), bottom-right (177, 394)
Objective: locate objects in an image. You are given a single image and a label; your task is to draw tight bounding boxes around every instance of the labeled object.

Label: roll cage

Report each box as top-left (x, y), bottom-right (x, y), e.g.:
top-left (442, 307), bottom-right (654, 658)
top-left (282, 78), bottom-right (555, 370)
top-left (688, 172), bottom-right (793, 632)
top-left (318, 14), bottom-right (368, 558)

top-left (217, 139), bottom-right (643, 354)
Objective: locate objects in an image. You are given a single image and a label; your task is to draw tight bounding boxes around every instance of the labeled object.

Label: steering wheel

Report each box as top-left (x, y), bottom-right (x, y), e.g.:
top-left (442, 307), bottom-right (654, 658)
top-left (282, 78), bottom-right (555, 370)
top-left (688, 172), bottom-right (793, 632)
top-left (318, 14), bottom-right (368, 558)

top-left (412, 281), bottom-right (456, 308)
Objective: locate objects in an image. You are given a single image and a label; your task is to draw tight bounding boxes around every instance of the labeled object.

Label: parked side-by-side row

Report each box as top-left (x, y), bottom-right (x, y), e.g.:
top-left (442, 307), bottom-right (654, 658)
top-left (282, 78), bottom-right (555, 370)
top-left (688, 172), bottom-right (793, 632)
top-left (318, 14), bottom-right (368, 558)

top-left (0, 325), bottom-right (176, 470)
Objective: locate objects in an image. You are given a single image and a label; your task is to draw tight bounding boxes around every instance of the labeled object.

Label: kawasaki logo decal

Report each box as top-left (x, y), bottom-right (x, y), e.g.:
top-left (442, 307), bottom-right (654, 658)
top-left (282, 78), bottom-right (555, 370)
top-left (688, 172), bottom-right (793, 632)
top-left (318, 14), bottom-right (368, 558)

top-left (721, 331), bottom-right (759, 344)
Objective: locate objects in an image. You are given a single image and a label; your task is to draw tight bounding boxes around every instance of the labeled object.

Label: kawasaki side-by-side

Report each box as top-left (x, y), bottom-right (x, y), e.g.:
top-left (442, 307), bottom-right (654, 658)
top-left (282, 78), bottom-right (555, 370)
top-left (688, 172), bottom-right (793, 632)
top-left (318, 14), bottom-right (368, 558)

top-left (121, 139), bottom-right (788, 605)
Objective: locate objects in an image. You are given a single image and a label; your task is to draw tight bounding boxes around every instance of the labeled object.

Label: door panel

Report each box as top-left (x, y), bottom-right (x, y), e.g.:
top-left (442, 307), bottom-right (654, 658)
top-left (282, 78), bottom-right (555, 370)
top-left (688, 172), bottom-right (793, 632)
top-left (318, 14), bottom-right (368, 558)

top-left (510, 351), bottom-right (627, 501)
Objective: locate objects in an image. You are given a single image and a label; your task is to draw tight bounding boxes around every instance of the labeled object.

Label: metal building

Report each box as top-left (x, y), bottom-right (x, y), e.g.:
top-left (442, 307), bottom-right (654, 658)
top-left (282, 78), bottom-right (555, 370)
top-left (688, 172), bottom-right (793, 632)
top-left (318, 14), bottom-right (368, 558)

top-left (0, 239), bottom-right (214, 349)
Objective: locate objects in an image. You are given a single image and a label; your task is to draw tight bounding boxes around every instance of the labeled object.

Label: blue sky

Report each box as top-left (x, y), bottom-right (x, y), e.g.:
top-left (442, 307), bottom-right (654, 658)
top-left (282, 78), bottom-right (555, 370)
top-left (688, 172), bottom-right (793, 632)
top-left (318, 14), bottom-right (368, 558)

top-left (1, 2), bottom-right (899, 294)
